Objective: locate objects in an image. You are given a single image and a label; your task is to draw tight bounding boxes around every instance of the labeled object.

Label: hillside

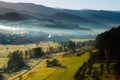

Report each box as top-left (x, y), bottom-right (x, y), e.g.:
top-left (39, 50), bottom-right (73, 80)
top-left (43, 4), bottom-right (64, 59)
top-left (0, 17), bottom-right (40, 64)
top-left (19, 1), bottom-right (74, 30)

top-left (74, 26), bottom-right (120, 80)
top-left (0, 1), bottom-right (120, 43)
top-left (0, 41), bottom-right (93, 80)
top-left (0, 1), bottom-right (120, 28)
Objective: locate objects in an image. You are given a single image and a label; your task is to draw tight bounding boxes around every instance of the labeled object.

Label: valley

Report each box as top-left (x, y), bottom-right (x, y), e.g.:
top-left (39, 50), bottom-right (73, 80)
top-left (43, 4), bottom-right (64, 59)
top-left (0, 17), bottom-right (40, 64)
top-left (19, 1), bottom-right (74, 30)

top-left (0, 1), bottom-right (120, 44)
top-left (0, 1), bottom-right (120, 80)
top-left (0, 41), bottom-right (92, 80)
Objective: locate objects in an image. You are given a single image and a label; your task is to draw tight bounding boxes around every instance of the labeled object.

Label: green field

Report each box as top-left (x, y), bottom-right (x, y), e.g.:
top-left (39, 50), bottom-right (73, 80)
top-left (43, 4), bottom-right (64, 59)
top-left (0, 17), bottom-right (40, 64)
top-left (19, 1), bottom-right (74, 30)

top-left (0, 42), bottom-right (90, 80)
top-left (0, 44), bottom-right (37, 68)
top-left (0, 41), bottom-right (60, 67)
top-left (19, 52), bottom-right (90, 80)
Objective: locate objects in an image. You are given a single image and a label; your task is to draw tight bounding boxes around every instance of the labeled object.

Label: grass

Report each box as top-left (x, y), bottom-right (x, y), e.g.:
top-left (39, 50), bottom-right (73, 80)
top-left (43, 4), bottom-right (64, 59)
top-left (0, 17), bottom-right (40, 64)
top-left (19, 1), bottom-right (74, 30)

top-left (0, 41), bottom-right (62, 80)
top-left (19, 52), bottom-right (90, 80)
top-left (0, 44), bottom-right (36, 57)
top-left (87, 61), bottom-right (117, 80)
top-left (0, 44), bottom-right (36, 68)
top-left (0, 42), bottom-right (90, 80)
top-left (0, 41), bottom-right (60, 66)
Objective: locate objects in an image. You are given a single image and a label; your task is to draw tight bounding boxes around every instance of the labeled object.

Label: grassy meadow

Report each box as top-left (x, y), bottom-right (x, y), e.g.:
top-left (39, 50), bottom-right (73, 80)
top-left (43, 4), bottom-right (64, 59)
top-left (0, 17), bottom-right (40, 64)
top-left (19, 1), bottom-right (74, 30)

top-left (0, 42), bottom-right (89, 80)
top-left (0, 44), bottom-right (36, 68)
top-left (0, 41), bottom-right (60, 67)
top-left (17, 52), bottom-right (90, 80)
top-left (0, 41), bottom-right (91, 80)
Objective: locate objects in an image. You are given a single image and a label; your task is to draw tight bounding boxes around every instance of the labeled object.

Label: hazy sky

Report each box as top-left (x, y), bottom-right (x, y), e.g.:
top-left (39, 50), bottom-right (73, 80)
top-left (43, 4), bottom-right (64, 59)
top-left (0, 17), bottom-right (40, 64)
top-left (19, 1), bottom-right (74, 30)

top-left (1, 0), bottom-right (120, 10)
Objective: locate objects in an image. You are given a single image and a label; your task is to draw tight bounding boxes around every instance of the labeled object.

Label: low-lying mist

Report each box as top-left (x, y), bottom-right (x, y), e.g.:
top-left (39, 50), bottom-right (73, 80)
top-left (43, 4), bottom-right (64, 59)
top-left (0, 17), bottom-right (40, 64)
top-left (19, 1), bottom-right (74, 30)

top-left (0, 24), bottom-right (106, 38)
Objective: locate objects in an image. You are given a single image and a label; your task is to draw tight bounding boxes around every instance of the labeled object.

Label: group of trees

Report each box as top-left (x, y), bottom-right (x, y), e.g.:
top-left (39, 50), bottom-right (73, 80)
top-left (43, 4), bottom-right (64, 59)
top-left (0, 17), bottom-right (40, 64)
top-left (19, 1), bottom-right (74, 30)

top-left (61, 41), bottom-right (78, 52)
top-left (8, 47), bottom-right (44, 59)
top-left (46, 46), bottom-right (63, 55)
top-left (6, 50), bottom-right (25, 72)
top-left (95, 26), bottom-right (120, 79)
top-left (61, 40), bottom-right (95, 52)
top-left (0, 73), bottom-right (6, 80)
top-left (96, 26), bottom-right (120, 60)
top-left (75, 26), bottom-right (120, 80)
top-left (61, 41), bottom-right (80, 52)
top-left (74, 51), bottom-right (102, 80)
top-left (5, 47), bottom-right (44, 73)
top-left (46, 59), bottom-right (61, 67)
top-left (24, 47), bottom-right (44, 58)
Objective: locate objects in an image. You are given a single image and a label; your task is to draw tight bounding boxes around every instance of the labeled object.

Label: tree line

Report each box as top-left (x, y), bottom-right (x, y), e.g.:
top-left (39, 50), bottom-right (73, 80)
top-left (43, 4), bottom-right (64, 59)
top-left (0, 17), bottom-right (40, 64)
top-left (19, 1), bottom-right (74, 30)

top-left (2, 47), bottom-right (44, 73)
top-left (95, 26), bottom-right (120, 79)
top-left (96, 26), bottom-right (120, 60)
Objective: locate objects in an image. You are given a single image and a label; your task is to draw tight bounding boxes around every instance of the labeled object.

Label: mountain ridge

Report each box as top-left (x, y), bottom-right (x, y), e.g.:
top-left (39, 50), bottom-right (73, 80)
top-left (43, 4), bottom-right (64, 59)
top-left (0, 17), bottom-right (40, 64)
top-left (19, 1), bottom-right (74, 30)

top-left (0, 1), bottom-right (120, 43)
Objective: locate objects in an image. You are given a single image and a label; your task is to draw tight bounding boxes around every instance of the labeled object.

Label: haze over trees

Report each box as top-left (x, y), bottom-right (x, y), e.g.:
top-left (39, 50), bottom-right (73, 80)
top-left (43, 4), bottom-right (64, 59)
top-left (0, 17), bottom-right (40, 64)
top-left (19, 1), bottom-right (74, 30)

top-left (0, 1), bottom-right (120, 80)
top-left (0, 1), bottom-right (120, 44)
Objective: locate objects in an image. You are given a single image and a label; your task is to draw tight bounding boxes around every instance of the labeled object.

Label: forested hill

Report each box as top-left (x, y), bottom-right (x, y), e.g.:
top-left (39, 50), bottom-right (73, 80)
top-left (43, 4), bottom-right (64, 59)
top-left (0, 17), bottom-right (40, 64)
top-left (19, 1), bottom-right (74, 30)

top-left (96, 26), bottom-right (120, 60)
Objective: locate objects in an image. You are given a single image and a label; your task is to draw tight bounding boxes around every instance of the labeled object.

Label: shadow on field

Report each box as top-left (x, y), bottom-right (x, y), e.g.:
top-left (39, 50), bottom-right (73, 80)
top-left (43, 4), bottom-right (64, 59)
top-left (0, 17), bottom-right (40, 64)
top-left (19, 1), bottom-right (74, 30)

top-left (49, 65), bottom-right (68, 69)
top-left (59, 65), bottom-right (68, 69)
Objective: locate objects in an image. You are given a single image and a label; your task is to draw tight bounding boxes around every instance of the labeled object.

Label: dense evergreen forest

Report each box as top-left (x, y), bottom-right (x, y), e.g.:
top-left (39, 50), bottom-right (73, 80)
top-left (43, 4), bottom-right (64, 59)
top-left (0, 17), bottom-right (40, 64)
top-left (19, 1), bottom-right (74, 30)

top-left (74, 26), bottom-right (120, 80)
top-left (96, 26), bottom-right (120, 79)
top-left (96, 26), bottom-right (120, 60)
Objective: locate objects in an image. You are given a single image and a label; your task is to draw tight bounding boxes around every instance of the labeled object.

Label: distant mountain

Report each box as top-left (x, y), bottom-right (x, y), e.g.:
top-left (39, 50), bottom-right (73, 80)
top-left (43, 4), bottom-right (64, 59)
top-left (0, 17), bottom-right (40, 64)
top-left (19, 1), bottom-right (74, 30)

top-left (0, 1), bottom-right (120, 43)
top-left (62, 9), bottom-right (120, 18)
top-left (115, 11), bottom-right (120, 13)
top-left (47, 12), bottom-right (110, 29)
top-left (0, 12), bottom-right (31, 21)
top-left (61, 9), bottom-right (120, 26)
top-left (86, 14), bottom-right (120, 24)
top-left (0, 1), bottom-right (60, 15)
top-left (0, 1), bottom-right (120, 29)
top-left (0, 7), bottom-right (18, 15)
